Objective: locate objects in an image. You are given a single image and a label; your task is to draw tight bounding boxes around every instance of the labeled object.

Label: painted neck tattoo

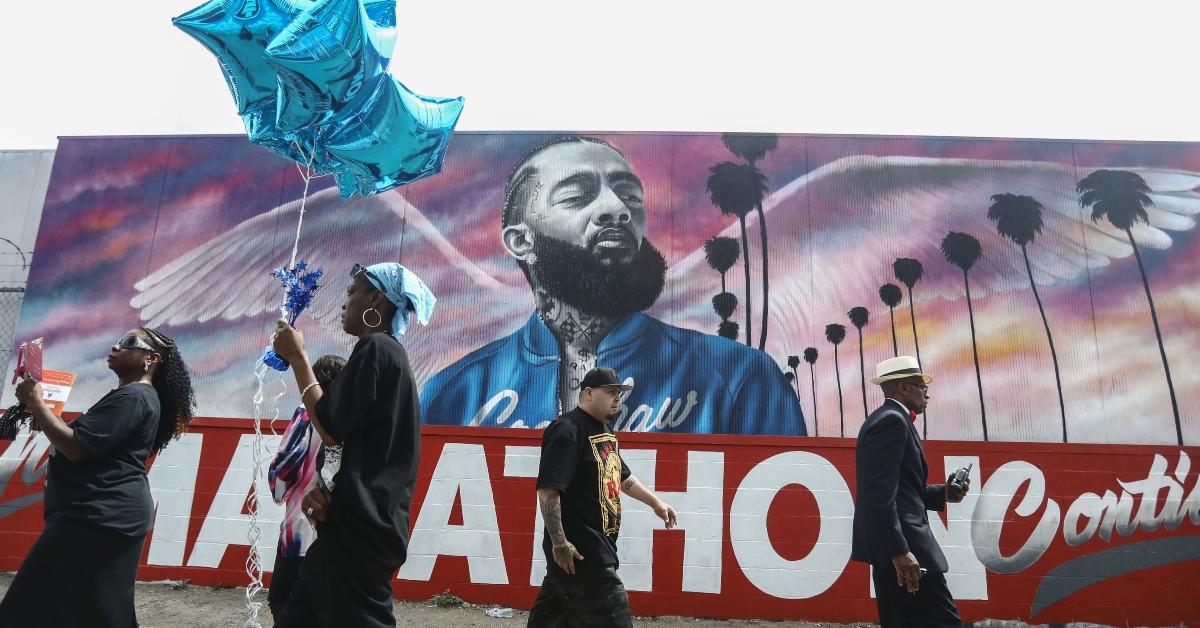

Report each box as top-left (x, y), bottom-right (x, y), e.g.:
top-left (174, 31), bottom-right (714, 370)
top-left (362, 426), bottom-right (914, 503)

top-left (533, 285), bottom-right (618, 411)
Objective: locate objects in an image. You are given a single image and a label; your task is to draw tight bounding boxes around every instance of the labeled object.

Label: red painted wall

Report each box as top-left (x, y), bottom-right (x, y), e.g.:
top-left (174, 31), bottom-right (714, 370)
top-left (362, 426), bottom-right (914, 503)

top-left (1, 420), bottom-right (1197, 624)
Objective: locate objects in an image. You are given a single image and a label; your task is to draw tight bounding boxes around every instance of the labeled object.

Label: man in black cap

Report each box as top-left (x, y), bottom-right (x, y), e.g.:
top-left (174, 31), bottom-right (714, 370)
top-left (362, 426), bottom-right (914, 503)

top-left (528, 367), bottom-right (679, 628)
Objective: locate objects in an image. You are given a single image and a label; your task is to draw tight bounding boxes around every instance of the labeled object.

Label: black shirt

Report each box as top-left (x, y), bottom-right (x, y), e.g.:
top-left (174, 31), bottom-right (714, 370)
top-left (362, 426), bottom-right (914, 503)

top-left (44, 383), bottom-right (160, 536)
top-left (315, 333), bottom-right (420, 570)
top-left (536, 408), bottom-right (632, 569)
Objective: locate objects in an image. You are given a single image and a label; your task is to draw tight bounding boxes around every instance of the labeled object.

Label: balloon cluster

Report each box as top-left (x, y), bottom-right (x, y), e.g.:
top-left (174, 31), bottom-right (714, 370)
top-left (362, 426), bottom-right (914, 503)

top-left (174, 0), bottom-right (463, 197)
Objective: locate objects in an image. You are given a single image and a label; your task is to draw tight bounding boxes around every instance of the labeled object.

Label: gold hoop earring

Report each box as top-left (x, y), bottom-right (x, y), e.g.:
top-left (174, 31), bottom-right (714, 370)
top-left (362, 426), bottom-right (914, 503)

top-left (362, 308), bottom-right (383, 328)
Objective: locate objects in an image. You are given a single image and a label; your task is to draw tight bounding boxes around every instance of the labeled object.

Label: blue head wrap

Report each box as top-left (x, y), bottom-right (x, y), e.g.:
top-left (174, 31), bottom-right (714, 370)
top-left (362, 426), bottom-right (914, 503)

top-left (357, 262), bottom-right (436, 338)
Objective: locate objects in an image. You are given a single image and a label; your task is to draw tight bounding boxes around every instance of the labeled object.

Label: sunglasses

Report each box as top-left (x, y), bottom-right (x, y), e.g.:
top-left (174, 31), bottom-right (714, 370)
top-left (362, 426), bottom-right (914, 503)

top-left (351, 262), bottom-right (379, 282)
top-left (115, 335), bottom-right (156, 352)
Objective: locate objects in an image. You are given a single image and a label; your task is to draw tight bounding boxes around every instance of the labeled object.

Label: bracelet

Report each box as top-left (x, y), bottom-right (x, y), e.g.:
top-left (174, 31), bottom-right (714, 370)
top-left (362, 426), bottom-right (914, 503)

top-left (300, 382), bottom-right (321, 401)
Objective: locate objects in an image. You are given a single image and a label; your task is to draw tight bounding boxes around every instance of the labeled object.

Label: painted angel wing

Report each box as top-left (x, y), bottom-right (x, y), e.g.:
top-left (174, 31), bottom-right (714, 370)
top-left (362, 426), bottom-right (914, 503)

top-left (129, 186), bottom-right (529, 382)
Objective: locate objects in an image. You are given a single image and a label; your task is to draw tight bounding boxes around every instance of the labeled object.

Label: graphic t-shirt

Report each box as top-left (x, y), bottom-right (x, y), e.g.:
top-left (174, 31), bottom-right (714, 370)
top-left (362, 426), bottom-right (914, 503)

top-left (536, 408), bottom-right (632, 569)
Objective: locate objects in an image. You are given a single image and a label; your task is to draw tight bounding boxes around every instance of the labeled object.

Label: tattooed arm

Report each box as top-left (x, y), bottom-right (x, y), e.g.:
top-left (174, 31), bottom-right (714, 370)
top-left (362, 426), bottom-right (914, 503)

top-left (621, 475), bottom-right (679, 529)
top-left (537, 487), bottom-right (584, 574)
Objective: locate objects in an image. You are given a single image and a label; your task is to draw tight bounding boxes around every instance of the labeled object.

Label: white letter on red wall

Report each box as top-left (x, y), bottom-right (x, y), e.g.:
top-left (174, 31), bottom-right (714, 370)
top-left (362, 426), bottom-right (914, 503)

top-left (186, 434), bottom-right (283, 570)
top-left (501, 445), bottom-right (546, 586)
top-left (146, 432), bottom-right (202, 566)
top-left (399, 443), bottom-right (507, 584)
top-left (729, 451), bottom-right (853, 599)
top-left (620, 449), bottom-right (724, 593)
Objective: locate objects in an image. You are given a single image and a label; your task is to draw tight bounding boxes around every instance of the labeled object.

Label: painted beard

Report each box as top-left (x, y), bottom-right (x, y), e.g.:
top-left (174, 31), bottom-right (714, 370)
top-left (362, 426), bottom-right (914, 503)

top-left (529, 234), bottom-right (667, 319)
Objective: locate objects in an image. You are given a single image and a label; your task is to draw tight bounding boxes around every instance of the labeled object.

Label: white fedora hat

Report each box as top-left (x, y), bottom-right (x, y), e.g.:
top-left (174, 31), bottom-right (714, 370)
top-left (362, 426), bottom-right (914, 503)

top-left (871, 356), bottom-right (933, 385)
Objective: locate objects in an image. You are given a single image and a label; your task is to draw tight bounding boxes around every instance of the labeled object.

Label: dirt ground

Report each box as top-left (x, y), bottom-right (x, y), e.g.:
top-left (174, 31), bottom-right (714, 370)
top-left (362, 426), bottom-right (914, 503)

top-left (0, 573), bottom-right (867, 627)
top-left (0, 573), bottom-right (1112, 627)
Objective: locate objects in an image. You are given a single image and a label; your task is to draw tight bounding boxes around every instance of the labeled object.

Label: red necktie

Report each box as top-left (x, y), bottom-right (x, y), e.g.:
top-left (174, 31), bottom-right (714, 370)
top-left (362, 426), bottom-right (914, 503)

top-left (909, 410), bottom-right (918, 424)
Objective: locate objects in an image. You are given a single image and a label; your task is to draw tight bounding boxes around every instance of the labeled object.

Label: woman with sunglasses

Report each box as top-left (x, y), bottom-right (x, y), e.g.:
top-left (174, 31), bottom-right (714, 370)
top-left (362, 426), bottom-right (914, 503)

top-left (0, 327), bottom-right (196, 627)
top-left (271, 262), bottom-right (435, 628)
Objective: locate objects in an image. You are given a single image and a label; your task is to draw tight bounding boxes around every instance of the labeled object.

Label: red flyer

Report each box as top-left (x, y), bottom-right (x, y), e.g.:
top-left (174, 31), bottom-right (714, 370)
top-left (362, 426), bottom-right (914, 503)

top-left (11, 338), bottom-right (43, 384)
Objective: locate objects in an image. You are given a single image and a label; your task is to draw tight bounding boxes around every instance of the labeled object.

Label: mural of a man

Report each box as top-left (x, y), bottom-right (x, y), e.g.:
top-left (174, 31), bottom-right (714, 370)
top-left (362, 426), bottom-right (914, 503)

top-left (422, 136), bottom-right (805, 435)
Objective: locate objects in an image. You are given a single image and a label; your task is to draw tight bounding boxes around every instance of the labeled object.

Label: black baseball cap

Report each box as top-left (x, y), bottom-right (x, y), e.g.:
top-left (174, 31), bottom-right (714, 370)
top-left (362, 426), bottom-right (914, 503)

top-left (580, 367), bottom-right (633, 391)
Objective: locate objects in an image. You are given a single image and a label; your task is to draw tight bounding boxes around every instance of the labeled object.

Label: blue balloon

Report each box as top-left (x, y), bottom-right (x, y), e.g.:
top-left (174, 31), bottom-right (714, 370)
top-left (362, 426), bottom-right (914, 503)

top-left (325, 77), bottom-right (464, 196)
top-left (363, 0), bottom-right (397, 67)
top-left (264, 0), bottom-right (386, 133)
top-left (261, 346), bottom-right (290, 371)
top-left (172, 0), bottom-right (303, 116)
top-left (173, 0), bottom-right (335, 169)
top-left (176, 0), bottom-right (463, 196)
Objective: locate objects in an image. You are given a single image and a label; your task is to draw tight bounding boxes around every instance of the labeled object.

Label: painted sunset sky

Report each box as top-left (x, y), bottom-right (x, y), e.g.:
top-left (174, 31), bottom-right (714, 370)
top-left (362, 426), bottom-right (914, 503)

top-left (5, 132), bottom-right (1199, 444)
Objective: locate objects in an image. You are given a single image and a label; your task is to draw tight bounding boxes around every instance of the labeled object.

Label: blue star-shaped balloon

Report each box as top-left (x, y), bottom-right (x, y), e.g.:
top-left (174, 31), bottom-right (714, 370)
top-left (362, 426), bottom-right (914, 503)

top-left (175, 0), bottom-right (462, 197)
top-left (173, 0), bottom-right (326, 169)
top-left (362, 0), bottom-right (396, 68)
top-left (173, 0), bottom-right (300, 116)
top-left (327, 77), bottom-right (464, 196)
top-left (264, 0), bottom-right (386, 133)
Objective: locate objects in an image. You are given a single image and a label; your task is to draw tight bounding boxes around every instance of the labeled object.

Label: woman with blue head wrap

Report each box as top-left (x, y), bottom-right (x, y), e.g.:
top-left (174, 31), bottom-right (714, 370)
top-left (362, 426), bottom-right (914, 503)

top-left (271, 262), bottom-right (435, 626)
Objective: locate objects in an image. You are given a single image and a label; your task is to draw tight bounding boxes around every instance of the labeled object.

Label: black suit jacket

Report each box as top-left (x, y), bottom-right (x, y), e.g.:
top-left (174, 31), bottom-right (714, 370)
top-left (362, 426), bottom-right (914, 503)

top-left (851, 399), bottom-right (949, 573)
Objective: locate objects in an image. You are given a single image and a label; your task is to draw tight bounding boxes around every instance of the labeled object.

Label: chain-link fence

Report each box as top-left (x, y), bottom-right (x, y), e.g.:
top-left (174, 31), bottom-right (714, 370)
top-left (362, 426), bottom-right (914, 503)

top-left (0, 286), bottom-right (25, 379)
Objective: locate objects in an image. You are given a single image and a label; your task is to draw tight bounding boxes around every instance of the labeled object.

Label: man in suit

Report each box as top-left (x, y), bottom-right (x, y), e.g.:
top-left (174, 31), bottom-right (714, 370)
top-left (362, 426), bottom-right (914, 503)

top-left (851, 356), bottom-right (970, 627)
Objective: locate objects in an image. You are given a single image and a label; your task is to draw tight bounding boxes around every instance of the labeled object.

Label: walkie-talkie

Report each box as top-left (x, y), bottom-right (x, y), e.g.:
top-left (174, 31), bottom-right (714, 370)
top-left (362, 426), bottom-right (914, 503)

top-left (949, 463), bottom-right (973, 493)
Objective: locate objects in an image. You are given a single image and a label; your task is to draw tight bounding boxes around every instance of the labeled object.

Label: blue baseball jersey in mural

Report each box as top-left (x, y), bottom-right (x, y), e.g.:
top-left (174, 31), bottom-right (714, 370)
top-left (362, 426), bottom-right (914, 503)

top-left (421, 313), bottom-right (806, 435)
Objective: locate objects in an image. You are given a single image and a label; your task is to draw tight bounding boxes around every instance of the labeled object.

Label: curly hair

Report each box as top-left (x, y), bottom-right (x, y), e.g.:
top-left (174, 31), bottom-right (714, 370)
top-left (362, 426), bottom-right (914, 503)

top-left (312, 354), bottom-right (346, 390)
top-left (140, 327), bottom-right (197, 454)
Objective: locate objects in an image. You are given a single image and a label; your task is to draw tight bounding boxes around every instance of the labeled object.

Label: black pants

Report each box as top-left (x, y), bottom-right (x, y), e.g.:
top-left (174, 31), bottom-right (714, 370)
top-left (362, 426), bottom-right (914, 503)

top-left (268, 555), bottom-right (305, 622)
top-left (275, 536), bottom-right (398, 628)
top-left (0, 518), bottom-right (146, 628)
top-left (871, 565), bottom-right (961, 628)
top-left (527, 564), bottom-right (632, 628)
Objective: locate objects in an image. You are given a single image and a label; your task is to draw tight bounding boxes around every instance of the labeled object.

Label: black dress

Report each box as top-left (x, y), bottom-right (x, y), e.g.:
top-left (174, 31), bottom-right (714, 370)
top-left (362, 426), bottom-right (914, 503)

top-left (277, 333), bottom-right (421, 628)
top-left (0, 383), bottom-right (161, 628)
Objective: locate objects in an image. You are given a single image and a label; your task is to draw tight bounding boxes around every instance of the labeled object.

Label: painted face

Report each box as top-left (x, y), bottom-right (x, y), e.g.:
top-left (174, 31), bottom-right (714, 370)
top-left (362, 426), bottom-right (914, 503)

top-left (521, 142), bottom-right (647, 266)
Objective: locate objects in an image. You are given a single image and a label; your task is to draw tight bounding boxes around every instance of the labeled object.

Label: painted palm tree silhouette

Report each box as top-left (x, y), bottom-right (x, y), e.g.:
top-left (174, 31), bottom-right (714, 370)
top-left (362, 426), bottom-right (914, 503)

top-left (1077, 170), bottom-right (1182, 445)
top-left (878, 283), bottom-right (903, 356)
top-left (940, 231), bottom-right (988, 440)
top-left (704, 236), bottom-right (741, 294)
top-left (787, 355), bottom-right (802, 398)
top-left (712, 293), bottom-right (738, 337)
top-left (848, 307), bottom-right (870, 422)
top-left (804, 347), bottom-right (819, 437)
top-left (988, 193), bottom-right (1068, 442)
top-left (712, 293), bottom-right (738, 320)
top-left (825, 323), bottom-right (847, 437)
top-left (718, 320), bottom-right (740, 341)
top-left (708, 162), bottom-right (767, 347)
top-left (722, 133), bottom-right (779, 350)
top-left (706, 236), bottom-right (741, 339)
top-left (892, 258), bottom-right (927, 437)
top-left (892, 259), bottom-right (925, 367)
